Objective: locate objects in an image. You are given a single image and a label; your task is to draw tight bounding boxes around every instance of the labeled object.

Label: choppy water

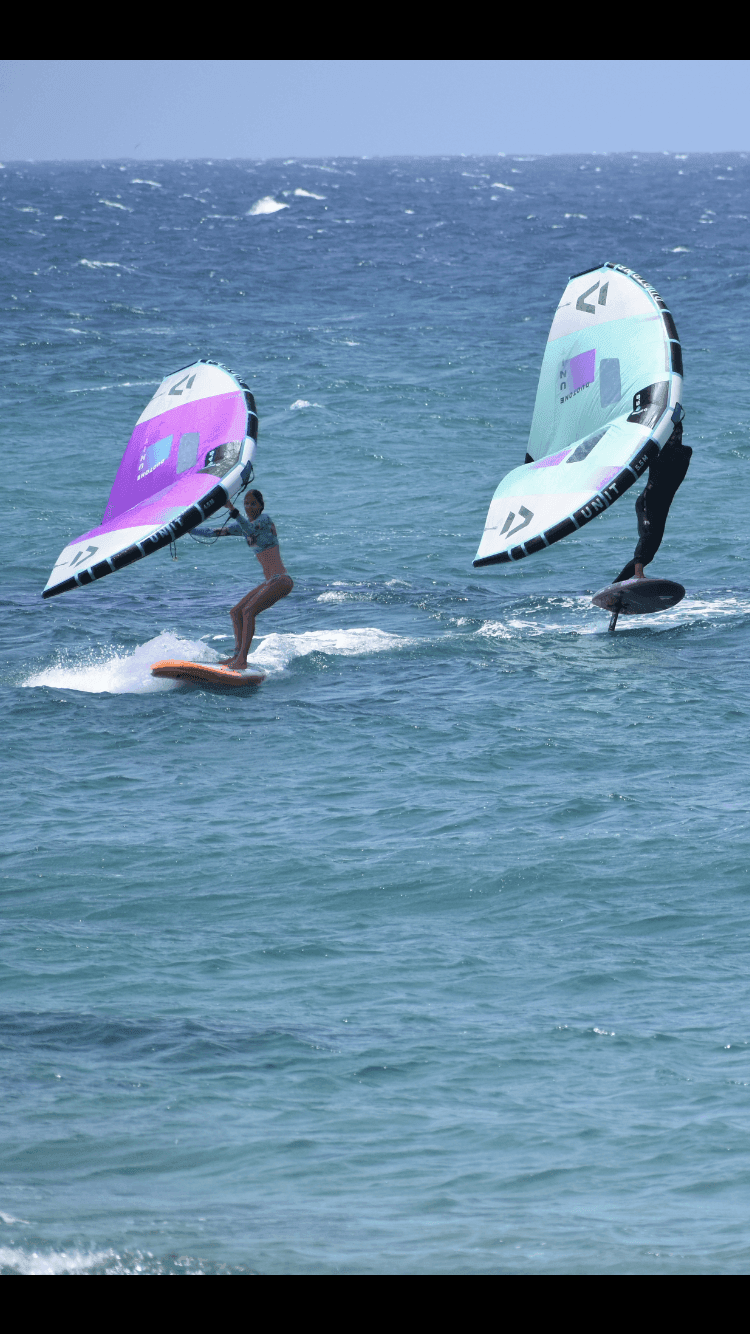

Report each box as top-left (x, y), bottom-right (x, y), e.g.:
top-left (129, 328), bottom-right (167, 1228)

top-left (2, 153), bottom-right (750, 1274)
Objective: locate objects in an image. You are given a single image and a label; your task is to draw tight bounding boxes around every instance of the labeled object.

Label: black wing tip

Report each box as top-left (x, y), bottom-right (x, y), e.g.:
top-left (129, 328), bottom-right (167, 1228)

top-left (473, 444), bottom-right (661, 572)
top-left (42, 577), bottom-right (78, 599)
top-left (164, 358), bottom-right (253, 393)
top-left (473, 552), bottom-right (512, 567)
top-left (569, 262), bottom-right (609, 280)
top-left (41, 485), bottom-right (229, 600)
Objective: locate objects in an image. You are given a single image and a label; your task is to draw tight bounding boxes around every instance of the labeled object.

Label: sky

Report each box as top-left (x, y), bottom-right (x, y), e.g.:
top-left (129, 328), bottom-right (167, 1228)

top-left (1, 60), bottom-right (748, 161)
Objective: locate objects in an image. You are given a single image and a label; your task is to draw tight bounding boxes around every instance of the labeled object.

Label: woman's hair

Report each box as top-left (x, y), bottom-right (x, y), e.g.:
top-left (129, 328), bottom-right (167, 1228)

top-left (247, 489), bottom-right (264, 512)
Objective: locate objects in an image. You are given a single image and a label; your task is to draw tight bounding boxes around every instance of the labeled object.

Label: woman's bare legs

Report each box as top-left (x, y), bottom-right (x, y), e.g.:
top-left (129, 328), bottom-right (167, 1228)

top-left (221, 579), bottom-right (266, 662)
top-left (221, 576), bottom-right (293, 669)
top-left (231, 604), bottom-right (259, 668)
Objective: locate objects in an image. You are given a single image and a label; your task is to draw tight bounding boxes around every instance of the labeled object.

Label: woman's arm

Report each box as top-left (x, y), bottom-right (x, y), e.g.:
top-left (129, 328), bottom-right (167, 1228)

top-left (226, 506), bottom-right (256, 541)
top-left (191, 521), bottom-right (244, 537)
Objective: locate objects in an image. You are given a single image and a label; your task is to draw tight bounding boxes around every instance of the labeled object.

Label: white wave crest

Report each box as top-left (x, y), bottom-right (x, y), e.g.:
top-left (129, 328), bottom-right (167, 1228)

top-left (247, 628), bottom-right (410, 676)
top-left (99, 199), bottom-right (132, 211)
top-left (477, 593), bottom-right (750, 640)
top-left (79, 259), bottom-right (120, 269)
top-left (294, 188), bottom-right (325, 199)
top-left (130, 179), bottom-right (162, 187)
top-left (23, 632), bottom-right (217, 696)
top-left (642, 594), bottom-right (750, 629)
top-left (65, 380), bottom-right (159, 394)
top-left (23, 628), bottom-right (409, 694)
top-left (0, 1245), bottom-right (111, 1276)
top-left (477, 620), bottom-right (518, 640)
top-left (246, 197), bottom-right (289, 215)
top-left (289, 399), bottom-right (321, 410)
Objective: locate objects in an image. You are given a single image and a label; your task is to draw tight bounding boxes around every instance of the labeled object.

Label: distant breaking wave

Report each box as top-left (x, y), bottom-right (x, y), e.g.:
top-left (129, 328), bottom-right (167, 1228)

top-left (246, 197), bottom-right (289, 216)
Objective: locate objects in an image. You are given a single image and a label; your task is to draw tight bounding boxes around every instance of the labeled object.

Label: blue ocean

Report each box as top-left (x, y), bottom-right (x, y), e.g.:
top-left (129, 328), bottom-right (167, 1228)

top-left (2, 153), bottom-right (749, 1274)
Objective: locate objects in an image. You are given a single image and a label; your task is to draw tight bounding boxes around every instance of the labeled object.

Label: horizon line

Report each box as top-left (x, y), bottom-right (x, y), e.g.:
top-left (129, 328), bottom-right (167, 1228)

top-left (2, 149), bottom-right (748, 165)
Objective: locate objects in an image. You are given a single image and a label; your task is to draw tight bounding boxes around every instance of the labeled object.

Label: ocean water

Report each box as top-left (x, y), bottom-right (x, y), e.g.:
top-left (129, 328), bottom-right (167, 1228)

top-left (2, 153), bottom-right (750, 1275)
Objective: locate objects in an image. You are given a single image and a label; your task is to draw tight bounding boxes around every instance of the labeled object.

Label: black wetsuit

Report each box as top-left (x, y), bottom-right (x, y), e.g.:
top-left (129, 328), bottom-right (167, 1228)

top-left (614, 422), bottom-right (692, 584)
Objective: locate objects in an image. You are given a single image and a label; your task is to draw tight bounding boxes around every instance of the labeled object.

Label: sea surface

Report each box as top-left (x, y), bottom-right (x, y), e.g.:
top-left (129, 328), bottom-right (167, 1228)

top-left (2, 153), bottom-right (750, 1274)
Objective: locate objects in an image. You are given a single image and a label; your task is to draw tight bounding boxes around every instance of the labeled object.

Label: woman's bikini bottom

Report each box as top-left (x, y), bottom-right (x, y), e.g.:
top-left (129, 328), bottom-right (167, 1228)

top-left (242, 573), bottom-right (294, 613)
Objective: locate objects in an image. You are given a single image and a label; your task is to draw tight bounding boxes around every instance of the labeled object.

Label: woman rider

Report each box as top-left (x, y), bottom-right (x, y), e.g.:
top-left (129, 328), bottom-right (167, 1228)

top-left (194, 489), bottom-right (293, 670)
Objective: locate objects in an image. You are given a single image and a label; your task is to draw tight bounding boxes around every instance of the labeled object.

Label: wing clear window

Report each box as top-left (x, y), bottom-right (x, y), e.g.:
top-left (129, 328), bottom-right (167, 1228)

top-left (176, 432), bottom-right (200, 474)
top-left (599, 359), bottom-right (621, 407)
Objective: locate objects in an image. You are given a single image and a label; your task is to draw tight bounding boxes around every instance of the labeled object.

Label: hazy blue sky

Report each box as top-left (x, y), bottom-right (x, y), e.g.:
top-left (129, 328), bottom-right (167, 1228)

top-left (1, 60), bottom-right (748, 161)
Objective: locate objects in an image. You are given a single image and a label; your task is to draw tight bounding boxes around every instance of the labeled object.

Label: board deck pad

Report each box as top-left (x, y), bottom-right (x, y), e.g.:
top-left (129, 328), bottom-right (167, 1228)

top-left (591, 577), bottom-right (686, 616)
top-left (151, 659), bottom-right (265, 688)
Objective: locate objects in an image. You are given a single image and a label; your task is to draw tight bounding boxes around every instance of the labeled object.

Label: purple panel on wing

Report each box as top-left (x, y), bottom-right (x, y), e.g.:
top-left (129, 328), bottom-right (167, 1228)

top-left (530, 448), bottom-right (571, 468)
top-left (103, 391), bottom-right (246, 524)
top-left (590, 466), bottom-right (620, 490)
top-left (72, 472), bottom-right (224, 544)
top-left (569, 349), bottom-right (595, 390)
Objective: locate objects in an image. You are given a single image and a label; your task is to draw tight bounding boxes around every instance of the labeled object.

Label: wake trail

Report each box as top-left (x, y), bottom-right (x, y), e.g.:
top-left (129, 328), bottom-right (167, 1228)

top-left (477, 592), bottom-right (750, 640)
top-left (19, 594), bottom-right (748, 695)
top-left (22, 628), bottom-right (411, 695)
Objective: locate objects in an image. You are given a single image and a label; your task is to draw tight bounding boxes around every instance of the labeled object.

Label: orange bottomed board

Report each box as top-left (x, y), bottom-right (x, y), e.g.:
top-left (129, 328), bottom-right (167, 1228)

top-left (151, 659), bottom-right (265, 687)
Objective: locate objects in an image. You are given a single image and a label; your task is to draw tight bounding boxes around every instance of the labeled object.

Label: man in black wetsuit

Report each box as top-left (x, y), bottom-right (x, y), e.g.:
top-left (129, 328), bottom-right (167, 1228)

top-left (614, 421), bottom-right (692, 583)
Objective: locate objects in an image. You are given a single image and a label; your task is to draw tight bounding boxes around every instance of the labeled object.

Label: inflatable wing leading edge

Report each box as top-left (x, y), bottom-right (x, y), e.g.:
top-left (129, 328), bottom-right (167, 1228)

top-left (43, 360), bottom-right (258, 598)
top-left (474, 263), bottom-right (684, 567)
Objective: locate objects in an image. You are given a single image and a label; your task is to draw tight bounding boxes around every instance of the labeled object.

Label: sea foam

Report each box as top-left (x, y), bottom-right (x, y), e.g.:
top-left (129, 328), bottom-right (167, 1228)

top-left (0, 1246), bottom-right (112, 1276)
top-left (246, 197), bottom-right (289, 216)
top-left (246, 627), bottom-right (410, 676)
top-left (22, 628), bottom-right (409, 694)
top-left (22, 632), bottom-right (214, 696)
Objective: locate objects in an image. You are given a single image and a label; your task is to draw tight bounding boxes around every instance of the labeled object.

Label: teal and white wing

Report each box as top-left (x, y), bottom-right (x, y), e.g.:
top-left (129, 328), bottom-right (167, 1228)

top-left (474, 263), bottom-right (683, 567)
